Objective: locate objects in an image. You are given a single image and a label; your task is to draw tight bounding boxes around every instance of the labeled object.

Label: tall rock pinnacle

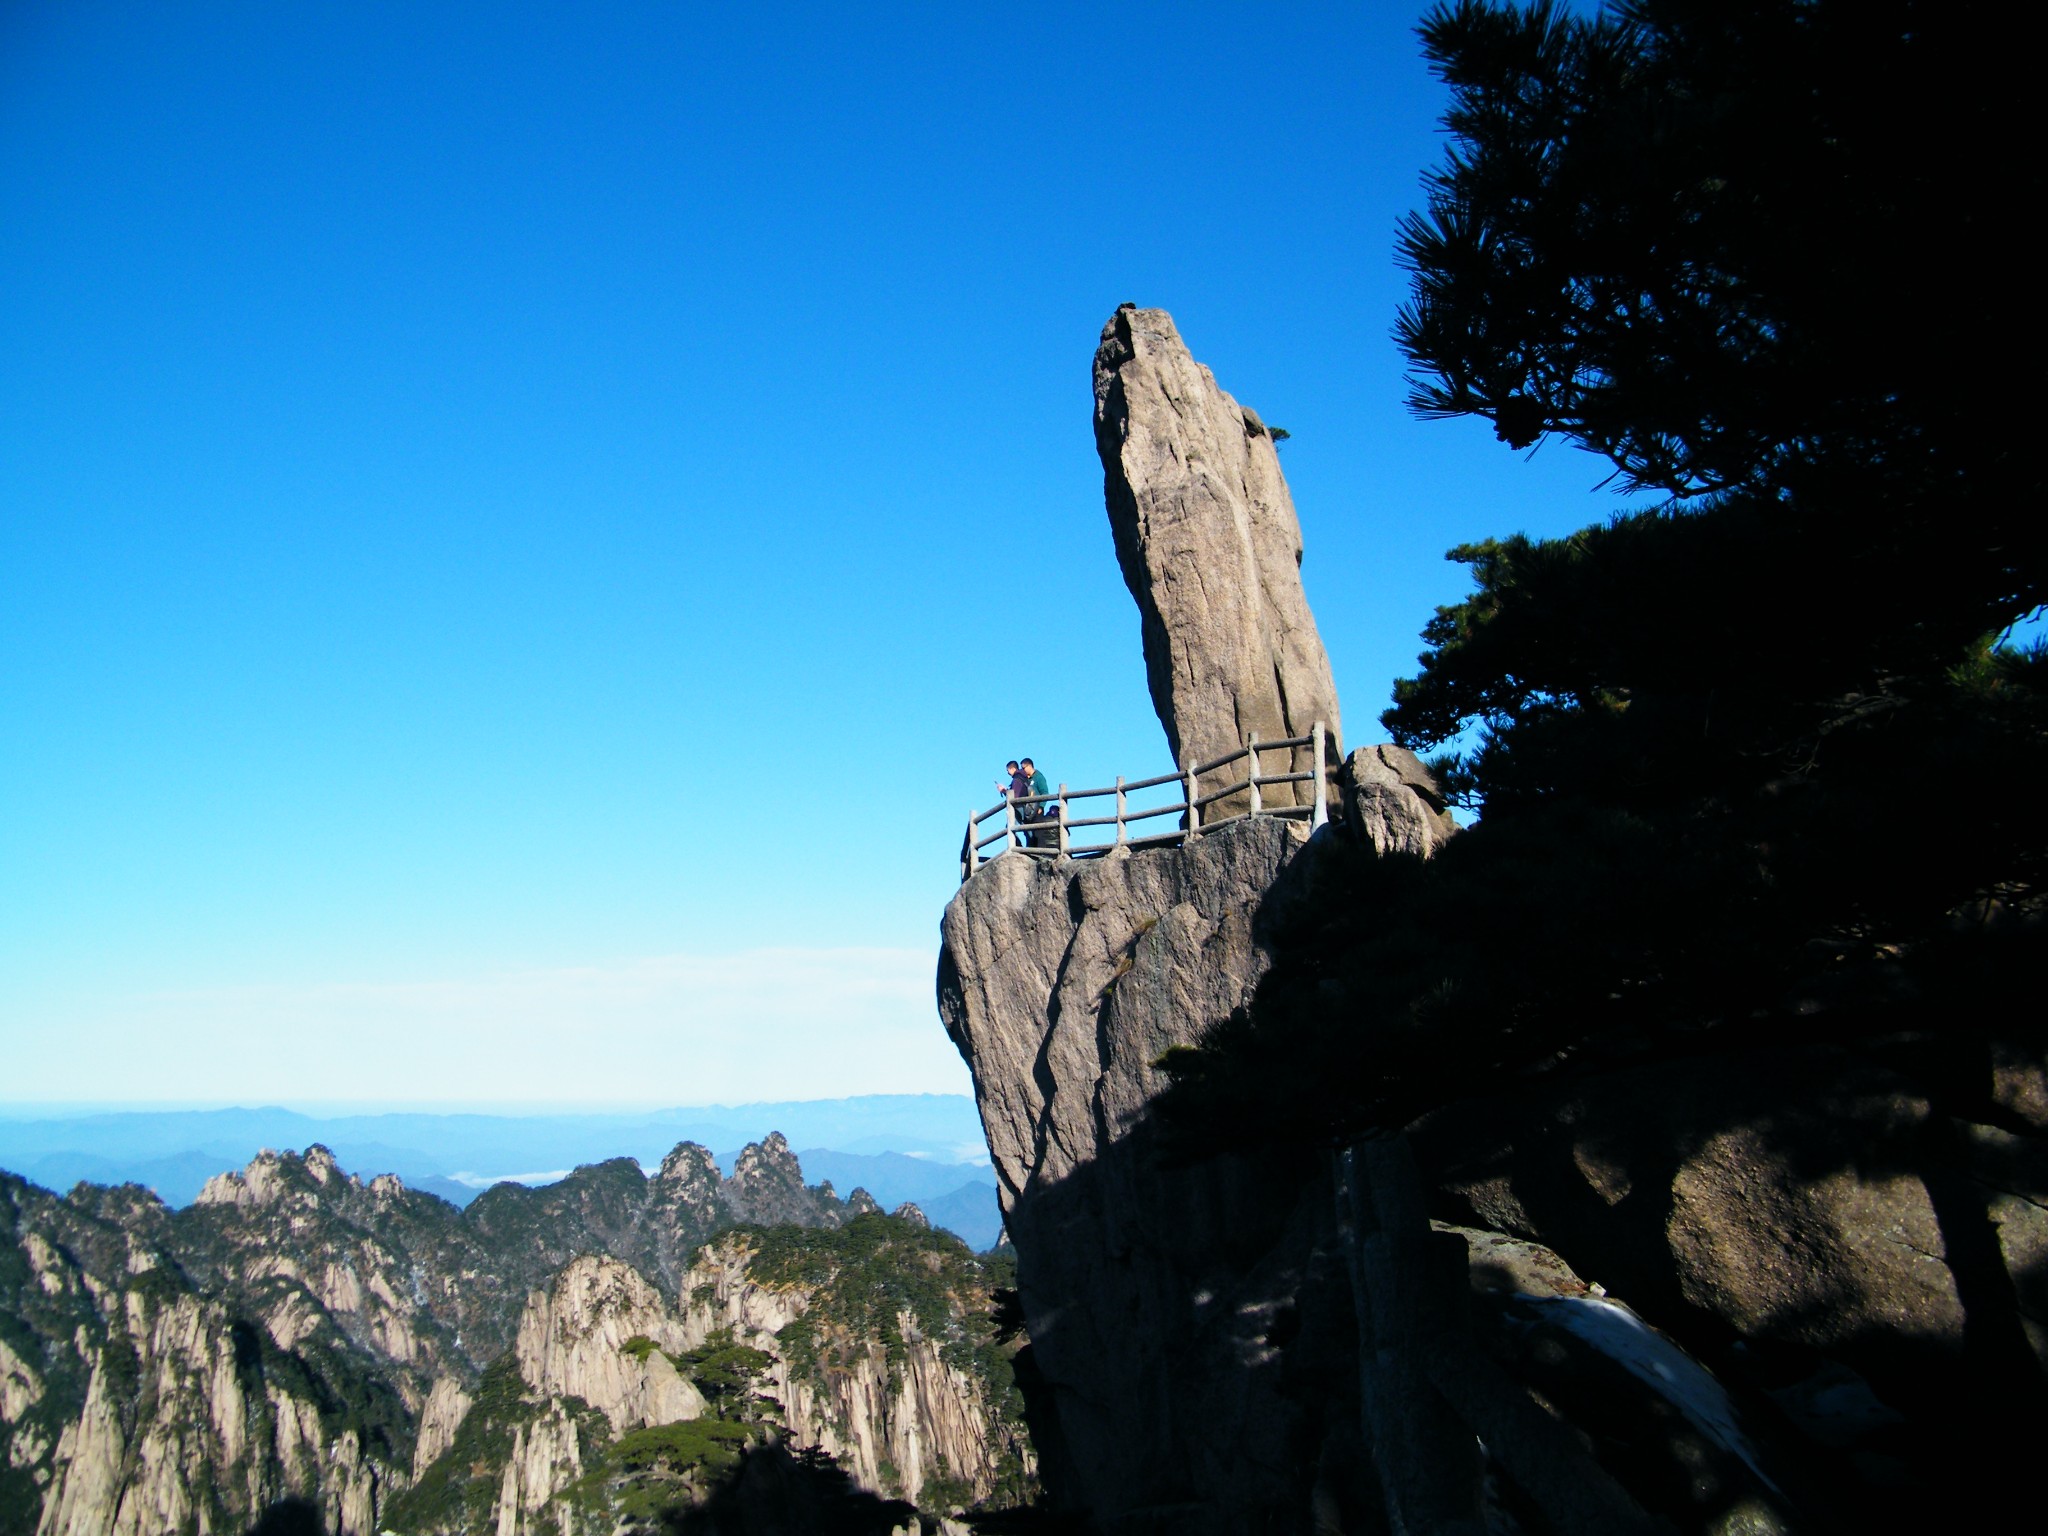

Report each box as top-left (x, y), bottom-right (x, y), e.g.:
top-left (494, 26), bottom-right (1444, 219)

top-left (1093, 305), bottom-right (1342, 806)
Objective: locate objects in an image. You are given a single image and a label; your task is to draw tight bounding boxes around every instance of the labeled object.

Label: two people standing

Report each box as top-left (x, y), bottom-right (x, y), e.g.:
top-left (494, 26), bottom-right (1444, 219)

top-left (996, 757), bottom-right (1052, 848)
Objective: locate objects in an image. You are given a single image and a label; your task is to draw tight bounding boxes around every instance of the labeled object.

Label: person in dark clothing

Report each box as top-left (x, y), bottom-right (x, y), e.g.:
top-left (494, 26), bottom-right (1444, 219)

top-left (998, 760), bottom-right (1030, 849)
top-left (1021, 757), bottom-right (1052, 849)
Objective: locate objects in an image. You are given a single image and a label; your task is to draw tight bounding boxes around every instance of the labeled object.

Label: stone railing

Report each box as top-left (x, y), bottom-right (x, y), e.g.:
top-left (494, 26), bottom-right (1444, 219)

top-left (961, 722), bottom-right (1332, 881)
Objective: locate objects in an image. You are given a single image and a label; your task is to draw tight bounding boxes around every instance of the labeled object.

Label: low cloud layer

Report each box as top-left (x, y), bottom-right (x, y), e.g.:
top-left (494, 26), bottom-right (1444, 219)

top-left (8, 948), bottom-right (963, 1103)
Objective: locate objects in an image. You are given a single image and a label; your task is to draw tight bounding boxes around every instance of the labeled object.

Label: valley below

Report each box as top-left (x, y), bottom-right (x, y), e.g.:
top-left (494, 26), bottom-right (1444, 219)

top-left (1, 1136), bottom-right (1030, 1535)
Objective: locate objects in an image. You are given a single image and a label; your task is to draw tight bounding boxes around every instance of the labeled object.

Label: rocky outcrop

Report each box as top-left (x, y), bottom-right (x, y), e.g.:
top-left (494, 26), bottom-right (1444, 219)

top-left (943, 819), bottom-right (1312, 1199)
top-left (491, 1399), bottom-right (590, 1532)
top-left (724, 1133), bottom-right (846, 1229)
top-left (1093, 305), bottom-right (1342, 807)
top-left (1340, 744), bottom-right (1457, 858)
top-left (164, 1133), bottom-right (850, 1404)
top-left (3, 1176), bottom-right (407, 1536)
top-left (680, 1226), bottom-right (1030, 1510)
top-left (513, 1256), bottom-right (705, 1433)
top-left (412, 1375), bottom-right (471, 1479)
top-left (36, 1291), bottom-right (387, 1536)
top-left (939, 819), bottom-right (1339, 1529)
top-left (393, 1215), bottom-right (1026, 1531)
top-left (1415, 1038), bottom-right (2048, 1498)
top-left (2, 1135), bottom-right (892, 1535)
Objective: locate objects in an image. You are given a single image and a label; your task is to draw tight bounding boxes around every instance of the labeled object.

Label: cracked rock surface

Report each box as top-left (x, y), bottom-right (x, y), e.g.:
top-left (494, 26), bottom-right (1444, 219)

top-left (938, 823), bottom-right (1345, 1531)
top-left (1094, 305), bottom-right (1343, 808)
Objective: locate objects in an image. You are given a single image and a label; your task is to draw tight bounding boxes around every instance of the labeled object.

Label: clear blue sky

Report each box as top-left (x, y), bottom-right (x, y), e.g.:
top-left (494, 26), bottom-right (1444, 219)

top-left (1, 1), bottom-right (1635, 1106)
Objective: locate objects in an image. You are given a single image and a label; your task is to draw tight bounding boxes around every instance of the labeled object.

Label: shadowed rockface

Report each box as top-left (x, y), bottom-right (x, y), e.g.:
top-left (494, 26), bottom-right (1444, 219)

top-left (942, 786), bottom-right (2048, 1532)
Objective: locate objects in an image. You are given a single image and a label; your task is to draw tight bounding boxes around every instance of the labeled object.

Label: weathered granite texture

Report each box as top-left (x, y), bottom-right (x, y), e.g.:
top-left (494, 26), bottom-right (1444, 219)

top-left (1094, 306), bottom-right (1342, 809)
top-left (1340, 744), bottom-right (1458, 859)
top-left (682, 1231), bottom-right (1029, 1508)
top-left (1415, 1036), bottom-right (2048, 1505)
top-left (514, 1255), bottom-right (706, 1435)
top-left (939, 822), bottom-right (1370, 1532)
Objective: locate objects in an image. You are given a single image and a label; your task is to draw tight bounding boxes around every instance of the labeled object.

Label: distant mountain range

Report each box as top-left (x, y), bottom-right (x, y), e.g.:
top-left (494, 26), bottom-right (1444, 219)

top-left (0, 1094), bottom-right (1002, 1249)
top-left (1, 1136), bottom-right (1031, 1532)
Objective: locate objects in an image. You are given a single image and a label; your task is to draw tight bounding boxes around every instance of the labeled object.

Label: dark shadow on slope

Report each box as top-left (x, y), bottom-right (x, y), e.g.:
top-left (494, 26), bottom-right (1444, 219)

top-left (665, 1441), bottom-right (919, 1536)
top-left (245, 1500), bottom-right (325, 1536)
top-left (993, 1106), bottom-right (1371, 1534)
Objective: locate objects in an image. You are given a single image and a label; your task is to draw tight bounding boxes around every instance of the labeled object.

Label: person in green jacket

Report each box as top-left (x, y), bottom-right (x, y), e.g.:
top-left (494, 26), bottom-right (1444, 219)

top-left (1021, 757), bottom-right (1051, 848)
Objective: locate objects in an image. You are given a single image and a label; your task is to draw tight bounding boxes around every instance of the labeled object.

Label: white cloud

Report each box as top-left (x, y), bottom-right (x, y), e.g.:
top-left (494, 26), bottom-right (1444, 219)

top-left (11, 948), bottom-right (968, 1104)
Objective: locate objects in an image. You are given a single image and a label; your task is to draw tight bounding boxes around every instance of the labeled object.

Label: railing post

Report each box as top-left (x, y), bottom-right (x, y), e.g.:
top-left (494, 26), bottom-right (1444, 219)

top-left (1114, 775), bottom-right (1128, 846)
top-left (1312, 720), bottom-right (1329, 830)
top-left (1004, 791), bottom-right (1018, 852)
top-left (1248, 731), bottom-right (1263, 818)
top-left (1184, 760), bottom-right (1201, 841)
top-left (964, 811), bottom-right (975, 881)
top-left (1056, 784), bottom-right (1070, 857)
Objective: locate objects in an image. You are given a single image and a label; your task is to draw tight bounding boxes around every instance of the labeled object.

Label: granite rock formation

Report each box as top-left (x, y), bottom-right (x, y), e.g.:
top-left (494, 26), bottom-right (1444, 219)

top-left (1415, 1038), bottom-right (2048, 1501)
top-left (513, 1256), bottom-right (706, 1434)
top-left (4, 1137), bottom-right (1019, 1535)
top-left (937, 310), bottom-right (2048, 1533)
top-left (1, 1169), bottom-right (406, 1536)
top-left (1093, 305), bottom-right (1342, 807)
top-left (1340, 744), bottom-right (1458, 859)
top-left (681, 1227), bottom-right (1031, 1508)
top-left (939, 820), bottom-right (1351, 1530)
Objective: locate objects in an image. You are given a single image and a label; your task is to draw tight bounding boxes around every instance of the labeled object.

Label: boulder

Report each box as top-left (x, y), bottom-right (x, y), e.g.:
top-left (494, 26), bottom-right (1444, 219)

top-left (1093, 306), bottom-right (1342, 810)
top-left (1340, 744), bottom-right (1458, 858)
top-left (1414, 1041), bottom-right (2048, 1498)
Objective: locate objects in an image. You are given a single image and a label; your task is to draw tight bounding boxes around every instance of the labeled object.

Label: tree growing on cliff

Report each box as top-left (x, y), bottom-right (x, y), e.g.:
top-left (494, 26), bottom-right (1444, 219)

top-left (1162, 0), bottom-right (2046, 1153)
top-left (1154, 5), bottom-right (2047, 1520)
top-left (1389, 0), bottom-right (2039, 794)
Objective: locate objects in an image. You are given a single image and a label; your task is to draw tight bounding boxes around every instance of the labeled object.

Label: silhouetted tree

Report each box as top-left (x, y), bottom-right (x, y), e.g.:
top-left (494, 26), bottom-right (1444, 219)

top-left (1163, 0), bottom-right (2047, 1157)
top-left (1388, 0), bottom-right (2040, 796)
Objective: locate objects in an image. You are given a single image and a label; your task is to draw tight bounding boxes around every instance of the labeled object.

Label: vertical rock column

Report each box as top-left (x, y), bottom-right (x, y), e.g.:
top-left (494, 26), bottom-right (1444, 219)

top-left (1093, 304), bottom-right (1342, 809)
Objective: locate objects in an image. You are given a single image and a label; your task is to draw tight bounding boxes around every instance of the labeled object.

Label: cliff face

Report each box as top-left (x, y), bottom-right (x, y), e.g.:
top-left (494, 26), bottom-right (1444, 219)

top-left (395, 1216), bottom-right (1024, 1534)
top-left (5, 1140), bottom-right (1008, 1535)
top-left (514, 1256), bottom-right (706, 1434)
top-left (680, 1226), bottom-right (1031, 1508)
top-left (1, 1171), bottom-right (407, 1536)
top-left (940, 772), bottom-right (2048, 1531)
top-left (938, 819), bottom-right (1353, 1529)
top-left (1093, 306), bottom-right (1343, 805)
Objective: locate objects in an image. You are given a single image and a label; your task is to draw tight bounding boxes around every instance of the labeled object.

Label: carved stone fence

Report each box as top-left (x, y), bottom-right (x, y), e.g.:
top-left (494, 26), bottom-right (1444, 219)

top-left (961, 722), bottom-right (1332, 881)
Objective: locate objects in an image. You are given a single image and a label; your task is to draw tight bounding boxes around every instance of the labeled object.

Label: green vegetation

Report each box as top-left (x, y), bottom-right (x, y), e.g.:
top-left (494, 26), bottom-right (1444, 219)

top-left (605, 1418), bottom-right (761, 1526)
top-left (613, 1416), bottom-right (756, 1473)
top-left (735, 1214), bottom-right (1018, 1413)
top-left (918, 1470), bottom-right (977, 1515)
top-left (391, 1352), bottom-right (765, 1536)
top-left (675, 1328), bottom-right (775, 1418)
top-left (1161, 0), bottom-right (2046, 1150)
top-left (5, 1144), bottom-right (1028, 1534)
top-left (384, 1355), bottom-right (549, 1533)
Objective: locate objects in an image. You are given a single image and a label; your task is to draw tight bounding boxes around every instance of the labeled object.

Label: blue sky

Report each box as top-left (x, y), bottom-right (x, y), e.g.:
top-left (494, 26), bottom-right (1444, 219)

top-left (1, 1), bottom-right (1638, 1105)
